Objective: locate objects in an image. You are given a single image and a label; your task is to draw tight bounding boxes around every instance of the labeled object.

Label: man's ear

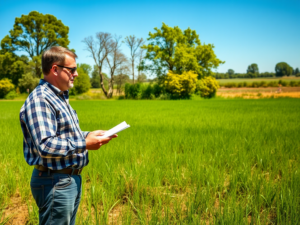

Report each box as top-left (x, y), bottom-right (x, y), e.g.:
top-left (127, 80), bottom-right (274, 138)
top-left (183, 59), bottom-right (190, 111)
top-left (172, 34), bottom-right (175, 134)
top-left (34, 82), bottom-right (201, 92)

top-left (52, 65), bottom-right (58, 76)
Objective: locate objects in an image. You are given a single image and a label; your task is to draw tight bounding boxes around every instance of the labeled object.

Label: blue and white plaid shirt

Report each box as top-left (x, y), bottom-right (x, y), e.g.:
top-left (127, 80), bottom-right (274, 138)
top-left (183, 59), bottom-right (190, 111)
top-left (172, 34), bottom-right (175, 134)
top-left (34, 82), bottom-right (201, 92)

top-left (20, 79), bottom-right (89, 170)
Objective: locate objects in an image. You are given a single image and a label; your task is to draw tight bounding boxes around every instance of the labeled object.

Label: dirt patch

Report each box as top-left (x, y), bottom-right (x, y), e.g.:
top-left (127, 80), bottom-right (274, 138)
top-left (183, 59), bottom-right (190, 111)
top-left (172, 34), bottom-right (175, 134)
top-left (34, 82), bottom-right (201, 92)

top-left (217, 87), bottom-right (300, 98)
top-left (1, 192), bottom-right (29, 224)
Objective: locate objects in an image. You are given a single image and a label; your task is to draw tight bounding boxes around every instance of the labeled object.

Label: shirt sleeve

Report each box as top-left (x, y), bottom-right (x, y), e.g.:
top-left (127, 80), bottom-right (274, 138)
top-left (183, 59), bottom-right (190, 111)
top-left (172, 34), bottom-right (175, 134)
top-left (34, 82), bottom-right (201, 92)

top-left (25, 97), bottom-right (86, 158)
top-left (82, 131), bottom-right (90, 138)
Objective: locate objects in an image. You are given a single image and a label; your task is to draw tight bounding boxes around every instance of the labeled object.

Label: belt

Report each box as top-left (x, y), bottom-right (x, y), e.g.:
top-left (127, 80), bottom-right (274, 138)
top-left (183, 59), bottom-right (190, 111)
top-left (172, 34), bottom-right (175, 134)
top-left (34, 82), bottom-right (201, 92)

top-left (34, 165), bottom-right (83, 175)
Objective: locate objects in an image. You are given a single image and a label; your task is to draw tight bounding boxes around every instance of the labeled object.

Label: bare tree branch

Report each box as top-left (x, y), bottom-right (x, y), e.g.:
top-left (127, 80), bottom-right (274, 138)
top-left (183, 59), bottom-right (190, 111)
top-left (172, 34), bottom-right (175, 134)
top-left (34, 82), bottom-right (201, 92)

top-left (124, 35), bottom-right (144, 84)
top-left (82, 32), bottom-right (114, 98)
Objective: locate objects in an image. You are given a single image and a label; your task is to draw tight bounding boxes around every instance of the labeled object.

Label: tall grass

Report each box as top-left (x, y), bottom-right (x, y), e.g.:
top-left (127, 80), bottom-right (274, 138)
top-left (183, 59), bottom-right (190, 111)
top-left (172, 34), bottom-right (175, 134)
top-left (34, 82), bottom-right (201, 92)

top-left (0, 99), bottom-right (299, 224)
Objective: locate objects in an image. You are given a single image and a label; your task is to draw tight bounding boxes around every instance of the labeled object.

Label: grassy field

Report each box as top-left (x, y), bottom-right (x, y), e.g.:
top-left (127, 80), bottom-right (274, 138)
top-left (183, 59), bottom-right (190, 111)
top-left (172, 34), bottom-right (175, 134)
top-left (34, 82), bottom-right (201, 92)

top-left (217, 77), bottom-right (300, 85)
top-left (0, 99), bottom-right (299, 224)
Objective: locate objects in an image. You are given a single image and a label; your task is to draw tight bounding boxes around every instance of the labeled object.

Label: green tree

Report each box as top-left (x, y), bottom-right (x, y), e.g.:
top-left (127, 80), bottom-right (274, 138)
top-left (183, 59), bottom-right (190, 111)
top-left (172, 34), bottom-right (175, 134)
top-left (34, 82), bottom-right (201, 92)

top-left (228, 69), bottom-right (235, 76)
top-left (1, 11), bottom-right (70, 77)
top-left (141, 23), bottom-right (224, 80)
top-left (137, 73), bottom-right (147, 83)
top-left (0, 52), bottom-right (27, 86)
top-left (18, 72), bottom-right (40, 93)
top-left (71, 67), bottom-right (91, 95)
top-left (247, 63), bottom-right (259, 75)
top-left (294, 68), bottom-right (299, 75)
top-left (77, 63), bottom-right (92, 76)
top-left (90, 65), bottom-right (108, 88)
top-left (275, 62), bottom-right (293, 77)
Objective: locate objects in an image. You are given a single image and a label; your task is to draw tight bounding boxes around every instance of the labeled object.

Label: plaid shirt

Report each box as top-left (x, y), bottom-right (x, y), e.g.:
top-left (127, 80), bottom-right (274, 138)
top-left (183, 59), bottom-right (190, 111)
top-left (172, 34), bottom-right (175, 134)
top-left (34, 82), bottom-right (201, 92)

top-left (20, 79), bottom-right (89, 170)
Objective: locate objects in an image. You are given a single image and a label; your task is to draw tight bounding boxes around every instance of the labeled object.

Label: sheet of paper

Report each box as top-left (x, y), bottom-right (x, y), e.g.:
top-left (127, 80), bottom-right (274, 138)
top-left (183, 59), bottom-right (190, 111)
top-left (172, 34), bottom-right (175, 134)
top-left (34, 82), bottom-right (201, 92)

top-left (100, 121), bottom-right (130, 138)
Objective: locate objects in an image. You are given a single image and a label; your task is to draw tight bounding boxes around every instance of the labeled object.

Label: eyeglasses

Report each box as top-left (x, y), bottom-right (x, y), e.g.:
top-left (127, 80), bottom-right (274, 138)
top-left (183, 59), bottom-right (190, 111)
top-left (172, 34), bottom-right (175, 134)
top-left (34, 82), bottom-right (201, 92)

top-left (55, 65), bottom-right (77, 74)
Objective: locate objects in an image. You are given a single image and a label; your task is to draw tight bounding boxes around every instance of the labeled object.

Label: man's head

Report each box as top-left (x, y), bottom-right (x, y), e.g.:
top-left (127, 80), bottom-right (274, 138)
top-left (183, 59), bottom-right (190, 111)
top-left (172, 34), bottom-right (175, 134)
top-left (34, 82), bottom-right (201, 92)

top-left (42, 46), bottom-right (78, 91)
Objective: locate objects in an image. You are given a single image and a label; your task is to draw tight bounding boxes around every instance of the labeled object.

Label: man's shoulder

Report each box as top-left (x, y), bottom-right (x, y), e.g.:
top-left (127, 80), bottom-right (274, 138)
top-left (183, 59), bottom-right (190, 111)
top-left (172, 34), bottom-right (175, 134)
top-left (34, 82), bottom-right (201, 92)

top-left (21, 83), bottom-right (57, 112)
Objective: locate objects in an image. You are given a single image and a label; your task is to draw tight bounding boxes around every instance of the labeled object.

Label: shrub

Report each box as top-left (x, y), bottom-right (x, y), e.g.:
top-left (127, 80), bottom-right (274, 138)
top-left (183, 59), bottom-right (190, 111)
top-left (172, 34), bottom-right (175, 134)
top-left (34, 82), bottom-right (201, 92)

top-left (0, 78), bottom-right (15, 98)
top-left (4, 90), bottom-right (18, 100)
top-left (70, 67), bottom-right (91, 95)
top-left (164, 70), bottom-right (198, 98)
top-left (252, 81), bottom-right (259, 87)
top-left (152, 83), bottom-right (164, 98)
top-left (124, 83), bottom-right (161, 99)
top-left (237, 82), bottom-right (244, 87)
top-left (259, 81), bottom-right (267, 87)
top-left (124, 83), bottom-right (143, 99)
top-left (18, 72), bottom-right (39, 93)
top-left (290, 81), bottom-right (296, 87)
top-left (196, 76), bottom-right (220, 98)
top-left (224, 82), bottom-right (236, 88)
top-left (280, 81), bottom-right (288, 87)
top-left (267, 81), bottom-right (278, 87)
top-left (141, 84), bottom-right (153, 99)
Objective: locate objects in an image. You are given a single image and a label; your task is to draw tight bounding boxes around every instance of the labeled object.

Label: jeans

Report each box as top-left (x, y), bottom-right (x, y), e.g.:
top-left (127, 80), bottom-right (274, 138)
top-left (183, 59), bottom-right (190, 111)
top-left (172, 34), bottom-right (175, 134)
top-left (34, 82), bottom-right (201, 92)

top-left (30, 168), bottom-right (82, 225)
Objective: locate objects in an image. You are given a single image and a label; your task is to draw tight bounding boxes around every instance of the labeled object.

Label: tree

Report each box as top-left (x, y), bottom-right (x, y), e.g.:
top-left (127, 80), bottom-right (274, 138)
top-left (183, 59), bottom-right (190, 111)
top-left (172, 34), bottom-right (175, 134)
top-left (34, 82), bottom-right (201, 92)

top-left (0, 52), bottom-right (27, 86)
top-left (141, 23), bottom-right (224, 80)
top-left (247, 63), bottom-right (259, 74)
top-left (137, 47), bottom-right (146, 77)
top-left (196, 76), bottom-right (219, 98)
top-left (164, 70), bottom-right (198, 98)
top-left (77, 63), bottom-right (92, 76)
top-left (294, 68), bottom-right (299, 75)
top-left (137, 73), bottom-right (147, 83)
top-left (124, 35), bottom-right (144, 84)
top-left (0, 78), bottom-right (15, 98)
top-left (18, 72), bottom-right (40, 93)
top-left (115, 64), bottom-right (130, 94)
top-left (106, 36), bottom-right (128, 98)
top-left (70, 67), bottom-right (90, 95)
top-left (275, 62), bottom-right (293, 77)
top-left (1, 11), bottom-right (70, 77)
top-left (83, 32), bottom-right (115, 98)
top-left (228, 69), bottom-right (235, 76)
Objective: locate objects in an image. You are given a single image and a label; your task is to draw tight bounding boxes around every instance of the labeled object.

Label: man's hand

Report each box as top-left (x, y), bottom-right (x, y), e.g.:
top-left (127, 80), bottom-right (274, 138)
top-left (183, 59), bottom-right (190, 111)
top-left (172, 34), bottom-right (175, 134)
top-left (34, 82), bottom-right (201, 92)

top-left (85, 130), bottom-right (117, 150)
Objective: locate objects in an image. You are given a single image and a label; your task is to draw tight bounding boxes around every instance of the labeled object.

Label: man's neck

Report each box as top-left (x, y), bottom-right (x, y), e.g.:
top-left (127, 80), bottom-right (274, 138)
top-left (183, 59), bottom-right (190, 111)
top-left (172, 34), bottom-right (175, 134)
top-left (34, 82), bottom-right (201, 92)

top-left (43, 75), bottom-right (64, 92)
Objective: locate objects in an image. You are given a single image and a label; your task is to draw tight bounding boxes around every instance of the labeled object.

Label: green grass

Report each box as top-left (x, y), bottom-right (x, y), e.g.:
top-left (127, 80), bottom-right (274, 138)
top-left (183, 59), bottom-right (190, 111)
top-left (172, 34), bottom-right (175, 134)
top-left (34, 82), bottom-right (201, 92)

top-left (217, 77), bottom-right (300, 85)
top-left (0, 99), bottom-right (299, 224)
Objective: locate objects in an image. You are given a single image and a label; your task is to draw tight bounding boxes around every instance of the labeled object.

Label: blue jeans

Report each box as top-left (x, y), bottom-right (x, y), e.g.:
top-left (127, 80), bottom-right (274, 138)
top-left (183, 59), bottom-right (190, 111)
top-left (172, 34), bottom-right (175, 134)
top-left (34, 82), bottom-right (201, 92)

top-left (30, 168), bottom-right (82, 225)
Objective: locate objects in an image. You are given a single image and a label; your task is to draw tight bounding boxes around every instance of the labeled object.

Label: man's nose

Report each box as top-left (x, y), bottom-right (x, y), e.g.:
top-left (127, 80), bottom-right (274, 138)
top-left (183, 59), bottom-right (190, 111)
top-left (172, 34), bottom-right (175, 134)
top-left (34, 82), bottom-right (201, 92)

top-left (73, 71), bottom-right (78, 77)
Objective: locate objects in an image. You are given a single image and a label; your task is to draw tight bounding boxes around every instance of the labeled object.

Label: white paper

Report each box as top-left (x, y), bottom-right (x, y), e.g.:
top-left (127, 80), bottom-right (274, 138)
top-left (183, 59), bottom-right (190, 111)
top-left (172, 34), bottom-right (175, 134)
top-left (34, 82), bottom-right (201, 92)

top-left (100, 121), bottom-right (130, 138)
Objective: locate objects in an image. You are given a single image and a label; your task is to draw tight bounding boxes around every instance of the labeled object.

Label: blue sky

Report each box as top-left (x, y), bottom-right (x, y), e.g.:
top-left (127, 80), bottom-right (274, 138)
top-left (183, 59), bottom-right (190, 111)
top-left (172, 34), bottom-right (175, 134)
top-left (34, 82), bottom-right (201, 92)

top-left (0, 0), bottom-right (299, 76)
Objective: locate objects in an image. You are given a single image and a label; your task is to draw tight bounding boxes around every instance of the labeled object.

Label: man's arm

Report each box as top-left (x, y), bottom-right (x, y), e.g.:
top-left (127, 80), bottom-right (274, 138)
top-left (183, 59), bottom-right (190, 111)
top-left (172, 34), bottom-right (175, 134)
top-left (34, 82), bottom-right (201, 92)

top-left (25, 97), bottom-right (87, 158)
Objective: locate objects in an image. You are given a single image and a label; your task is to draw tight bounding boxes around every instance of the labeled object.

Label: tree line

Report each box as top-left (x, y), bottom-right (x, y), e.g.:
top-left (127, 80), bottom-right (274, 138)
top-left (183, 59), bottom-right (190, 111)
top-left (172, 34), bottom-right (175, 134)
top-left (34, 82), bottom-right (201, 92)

top-left (216, 63), bottom-right (300, 79)
top-left (1, 11), bottom-right (297, 100)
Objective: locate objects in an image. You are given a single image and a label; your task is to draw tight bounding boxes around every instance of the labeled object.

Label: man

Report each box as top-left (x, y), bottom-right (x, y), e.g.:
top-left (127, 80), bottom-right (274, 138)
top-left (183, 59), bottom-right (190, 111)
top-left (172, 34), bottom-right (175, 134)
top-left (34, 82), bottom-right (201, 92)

top-left (20, 46), bottom-right (117, 225)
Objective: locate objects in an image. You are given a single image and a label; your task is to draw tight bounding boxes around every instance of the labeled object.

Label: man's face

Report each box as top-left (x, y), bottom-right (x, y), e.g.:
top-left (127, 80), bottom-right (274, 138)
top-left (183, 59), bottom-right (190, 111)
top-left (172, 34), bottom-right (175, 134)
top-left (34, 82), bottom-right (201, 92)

top-left (56, 54), bottom-right (78, 91)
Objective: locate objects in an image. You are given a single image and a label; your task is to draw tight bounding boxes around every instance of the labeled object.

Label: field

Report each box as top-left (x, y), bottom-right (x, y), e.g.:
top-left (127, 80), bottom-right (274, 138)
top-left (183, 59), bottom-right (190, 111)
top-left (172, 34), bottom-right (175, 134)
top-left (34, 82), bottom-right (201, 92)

top-left (217, 77), bottom-right (300, 85)
top-left (0, 99), bottom-right (299, 224)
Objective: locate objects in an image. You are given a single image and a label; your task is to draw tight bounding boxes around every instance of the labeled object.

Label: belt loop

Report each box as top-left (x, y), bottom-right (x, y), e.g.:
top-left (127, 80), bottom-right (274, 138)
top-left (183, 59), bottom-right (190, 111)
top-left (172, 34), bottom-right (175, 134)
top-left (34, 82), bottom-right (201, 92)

top-left (47, 168), bottom-right (50, 176)
top-left (71, 168), bottom-right (75, 175)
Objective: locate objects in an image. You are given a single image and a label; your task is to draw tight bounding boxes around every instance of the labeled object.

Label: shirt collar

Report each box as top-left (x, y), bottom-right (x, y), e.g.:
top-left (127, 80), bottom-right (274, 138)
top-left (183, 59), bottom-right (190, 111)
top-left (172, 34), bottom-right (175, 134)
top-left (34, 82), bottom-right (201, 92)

top-left (39, 79), bottom-right (69, 100)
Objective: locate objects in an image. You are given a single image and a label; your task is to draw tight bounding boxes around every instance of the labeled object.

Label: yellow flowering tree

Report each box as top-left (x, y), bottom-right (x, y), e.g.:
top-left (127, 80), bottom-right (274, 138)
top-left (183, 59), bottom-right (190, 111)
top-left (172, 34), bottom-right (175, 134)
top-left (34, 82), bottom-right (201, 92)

top-left (0, 78), bottom-right (15, 98)
top-left (164, 70), bottom-right (198, 98)
top-left (196, 76), bottom-right (219, 98)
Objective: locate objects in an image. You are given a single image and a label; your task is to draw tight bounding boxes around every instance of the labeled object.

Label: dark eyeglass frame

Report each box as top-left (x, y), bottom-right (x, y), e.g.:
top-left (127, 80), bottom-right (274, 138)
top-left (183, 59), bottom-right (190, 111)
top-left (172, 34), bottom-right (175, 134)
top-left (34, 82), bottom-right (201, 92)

top-left (55, 65), bottom-right (77, 74)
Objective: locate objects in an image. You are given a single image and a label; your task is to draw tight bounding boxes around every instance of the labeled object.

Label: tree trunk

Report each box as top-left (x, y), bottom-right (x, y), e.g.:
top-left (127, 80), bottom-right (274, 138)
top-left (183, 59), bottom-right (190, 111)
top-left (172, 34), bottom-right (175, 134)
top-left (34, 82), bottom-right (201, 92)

top-left (132, 59), bottom-right (135, 84)
top-left (99, 70), bottom-right (108, 98)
